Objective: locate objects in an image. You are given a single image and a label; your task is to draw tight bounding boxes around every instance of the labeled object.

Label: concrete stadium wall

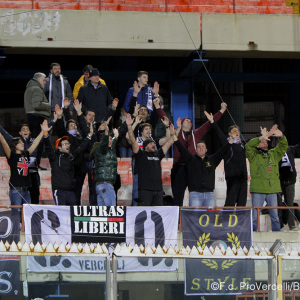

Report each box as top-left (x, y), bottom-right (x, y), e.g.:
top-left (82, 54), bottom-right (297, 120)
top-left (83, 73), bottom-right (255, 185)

top-left (1, 8), bottom-right (300, 57)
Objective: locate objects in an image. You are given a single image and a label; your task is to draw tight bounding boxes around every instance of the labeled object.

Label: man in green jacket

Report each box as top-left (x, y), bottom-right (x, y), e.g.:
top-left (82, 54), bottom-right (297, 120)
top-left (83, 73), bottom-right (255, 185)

top-left (246, 125), bottom-right (288, 231)
top-left (91, 122), bottom-right (118, 206)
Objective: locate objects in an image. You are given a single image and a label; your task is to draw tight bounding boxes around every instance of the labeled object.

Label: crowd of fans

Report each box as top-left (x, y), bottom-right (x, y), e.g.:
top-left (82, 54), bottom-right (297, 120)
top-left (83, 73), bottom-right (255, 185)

top-left (0, 62), bottom-right (299, 232)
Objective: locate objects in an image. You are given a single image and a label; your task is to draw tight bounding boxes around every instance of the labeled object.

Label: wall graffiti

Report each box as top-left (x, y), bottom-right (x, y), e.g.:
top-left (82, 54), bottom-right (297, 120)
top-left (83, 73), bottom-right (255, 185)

top-left (0, 10), bottom-right (61, 36)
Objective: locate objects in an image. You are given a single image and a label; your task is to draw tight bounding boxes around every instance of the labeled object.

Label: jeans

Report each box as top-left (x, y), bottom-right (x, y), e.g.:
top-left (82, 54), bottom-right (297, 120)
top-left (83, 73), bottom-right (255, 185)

top-left (9, 189), bottom-right (31, 206)
top-left (189, 192), bottom-right (215, 207)
top-left (119, 147), bottom-right (133, 158)
top-left (252, 193), bottom-right (281, 231)
top-left (9, 189), bottom-right (31, 217)
top-left (96, 183), bottom-right (116, 206)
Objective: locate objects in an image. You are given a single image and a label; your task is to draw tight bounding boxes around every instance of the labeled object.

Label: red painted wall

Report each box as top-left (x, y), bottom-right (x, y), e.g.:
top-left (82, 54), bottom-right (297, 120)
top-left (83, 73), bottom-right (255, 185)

top-left (0, 0), bottom-right (294, 15)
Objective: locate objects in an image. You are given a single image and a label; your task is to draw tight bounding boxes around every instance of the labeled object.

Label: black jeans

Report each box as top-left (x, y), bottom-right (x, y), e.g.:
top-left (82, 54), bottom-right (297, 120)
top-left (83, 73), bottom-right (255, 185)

top-left (171, 164), bottom-right (188, 206)
top-left (138, 190), bottom-right (164, 206)
top-left (224, 176), bottom-right (248, 207)
top-left (27, 114), bottom-right (46, 166)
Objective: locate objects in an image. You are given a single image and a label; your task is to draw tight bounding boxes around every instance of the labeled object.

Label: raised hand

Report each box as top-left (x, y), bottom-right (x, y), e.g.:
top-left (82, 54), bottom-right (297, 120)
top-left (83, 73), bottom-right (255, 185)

top-left (112, 98), bottom-right (119, 109)
top-left (135, 115), bottom-right (143, 124)
top-left (134, 104), bottom-right (140, 116)
top-left (204, 111), bottom-right (214, 123)
top-left (55, 104), bottom-right (63, 119)
top-left (73, 99), bottom-right (82, 114)
top-left (133, 81), bottom-right (142, 96)
top-left (125, 113), bottom-right (134, 126)
top-left (161, 116), bottom-right (170, 127)
top-left (106, 116), bottom-right (112, 125)
top-left (151, 81), bottom-right (159, 96)
top-left (153, 98), bottom-right (160, 109)
top-left (176, 117), bottom-right (182, 130)
top-left (113, 128), bottom-right (119, 138)
top-left (40, 120), bottom-right (52, 134)
top-left (260, 126), bottom-right (267, 136)
top-left (89, 121), bottom-right (94, 135)
top-left (220, 102), bottom-right (227, 113)
top-left (63, 97), bottom-right (71, 108)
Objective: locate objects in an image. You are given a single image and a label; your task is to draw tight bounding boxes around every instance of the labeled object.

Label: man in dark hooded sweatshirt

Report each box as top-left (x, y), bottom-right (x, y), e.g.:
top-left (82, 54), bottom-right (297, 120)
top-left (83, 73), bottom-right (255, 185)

top-left (154, 100), bottom-right (227, 206)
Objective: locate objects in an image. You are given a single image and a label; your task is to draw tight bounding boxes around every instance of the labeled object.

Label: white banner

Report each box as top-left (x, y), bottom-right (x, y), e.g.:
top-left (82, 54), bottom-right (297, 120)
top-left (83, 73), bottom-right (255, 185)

top-left (124, 206), bottom-right (179, 272)
top-left (24, 204), bottom-right (71, 245)
top-left (27, 256), bottom-right (106, 273)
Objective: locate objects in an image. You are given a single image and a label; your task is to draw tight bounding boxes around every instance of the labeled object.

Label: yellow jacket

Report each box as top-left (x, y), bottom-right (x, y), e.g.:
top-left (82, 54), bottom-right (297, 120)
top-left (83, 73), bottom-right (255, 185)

top-left (73, 75), bottom-right (106, 100)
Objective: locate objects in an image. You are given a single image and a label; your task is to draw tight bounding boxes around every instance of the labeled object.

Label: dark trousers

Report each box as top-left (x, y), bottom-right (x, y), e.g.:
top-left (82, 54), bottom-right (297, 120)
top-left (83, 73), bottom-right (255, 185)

top-left (28, 171), bottom-right (40, 205)
top-left (171, 164), bottom-right (188, 206)
top-left (224, 177), bottom-right (248, 207)
top-left (138, 190), bottom-right (164, 206)
top-left (53, 189), bottom-right (77, 206)
top-left (86, 160), bottom-right (97, 206)
top-left (279, 183), bottom-right (296, 229)
top-left (27, 114), bottom-right (46, 166)
top-left (74, 167), bottom-right (87, 206)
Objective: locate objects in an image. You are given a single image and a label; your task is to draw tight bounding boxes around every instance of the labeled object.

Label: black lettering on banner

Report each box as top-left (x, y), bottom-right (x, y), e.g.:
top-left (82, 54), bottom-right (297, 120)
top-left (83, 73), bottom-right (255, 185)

top-left (134, 210), bottom-right (173, 267)
top-left (31, 209), bottom-right (62, 268)
top-left (31, 210), bottom-right (60, 244)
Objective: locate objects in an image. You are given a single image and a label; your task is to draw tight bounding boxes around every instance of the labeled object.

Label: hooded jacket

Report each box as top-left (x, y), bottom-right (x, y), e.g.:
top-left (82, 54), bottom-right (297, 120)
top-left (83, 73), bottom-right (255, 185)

top-left (24, 79), bottom-right (51, 118)
top-left (73, 75), bottom-right (106, 100)
top-left (156, 108), bottom-right (223, 164)
top-left (246, 136), bottom-right (288, 194)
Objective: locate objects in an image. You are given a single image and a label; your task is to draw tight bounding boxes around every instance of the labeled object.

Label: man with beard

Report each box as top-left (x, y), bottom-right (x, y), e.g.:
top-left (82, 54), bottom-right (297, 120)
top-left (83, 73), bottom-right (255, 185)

top-left (126, 114), bottom-right (175, 206)
top-left (44, 62), bottom-right (73, 112)
top-left (246, 125), bottom-right (288, 231)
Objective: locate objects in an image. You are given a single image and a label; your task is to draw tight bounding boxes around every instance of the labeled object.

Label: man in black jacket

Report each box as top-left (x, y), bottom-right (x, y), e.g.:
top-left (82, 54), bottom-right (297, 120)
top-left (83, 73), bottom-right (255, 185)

top-left (52, 100), bottom-right (92, 205)
top-left (174, 112), bottom-right (234, 207)
top-left (278, 143), bottom-right (300, 230)
top-left (208, 116), bottom-right (248, 207)
top-left (44, 125), bottom-right (93, 206)
top-left (77, 68), bottom-right (118, 123)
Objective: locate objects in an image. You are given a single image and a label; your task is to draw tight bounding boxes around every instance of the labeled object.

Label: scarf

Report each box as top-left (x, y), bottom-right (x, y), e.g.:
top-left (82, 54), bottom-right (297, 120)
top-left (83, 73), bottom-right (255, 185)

top-left (49, 74), bottom-right (65, 107)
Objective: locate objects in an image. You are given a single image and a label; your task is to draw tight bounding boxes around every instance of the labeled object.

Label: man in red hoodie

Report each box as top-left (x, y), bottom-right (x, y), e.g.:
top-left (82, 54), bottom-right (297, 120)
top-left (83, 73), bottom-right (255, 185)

top-left (154, 100), bottom-right (227, 206)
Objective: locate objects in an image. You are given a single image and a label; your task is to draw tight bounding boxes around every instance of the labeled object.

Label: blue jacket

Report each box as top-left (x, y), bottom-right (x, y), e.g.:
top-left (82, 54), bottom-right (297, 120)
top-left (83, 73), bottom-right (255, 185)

top-left (123, 85), bottom-right (155, 114)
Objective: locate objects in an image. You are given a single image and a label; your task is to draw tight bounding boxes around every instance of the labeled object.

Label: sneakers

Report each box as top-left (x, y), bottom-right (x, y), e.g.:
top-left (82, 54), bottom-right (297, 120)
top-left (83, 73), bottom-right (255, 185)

top-left (289, 226), bottom-right (298, 231)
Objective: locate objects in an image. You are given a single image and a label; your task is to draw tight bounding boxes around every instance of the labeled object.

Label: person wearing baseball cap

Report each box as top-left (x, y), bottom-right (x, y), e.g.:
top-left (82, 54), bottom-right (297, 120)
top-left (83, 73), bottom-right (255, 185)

top-left (77, 67), bottom-right (119, 123)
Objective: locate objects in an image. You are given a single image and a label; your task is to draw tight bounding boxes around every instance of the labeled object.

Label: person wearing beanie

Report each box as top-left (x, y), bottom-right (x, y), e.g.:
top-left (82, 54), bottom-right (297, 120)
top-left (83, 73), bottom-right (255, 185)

top-left (77, 68), bottom-right (119, 123)
top-left (126, 114), bottom-right (175, 206)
